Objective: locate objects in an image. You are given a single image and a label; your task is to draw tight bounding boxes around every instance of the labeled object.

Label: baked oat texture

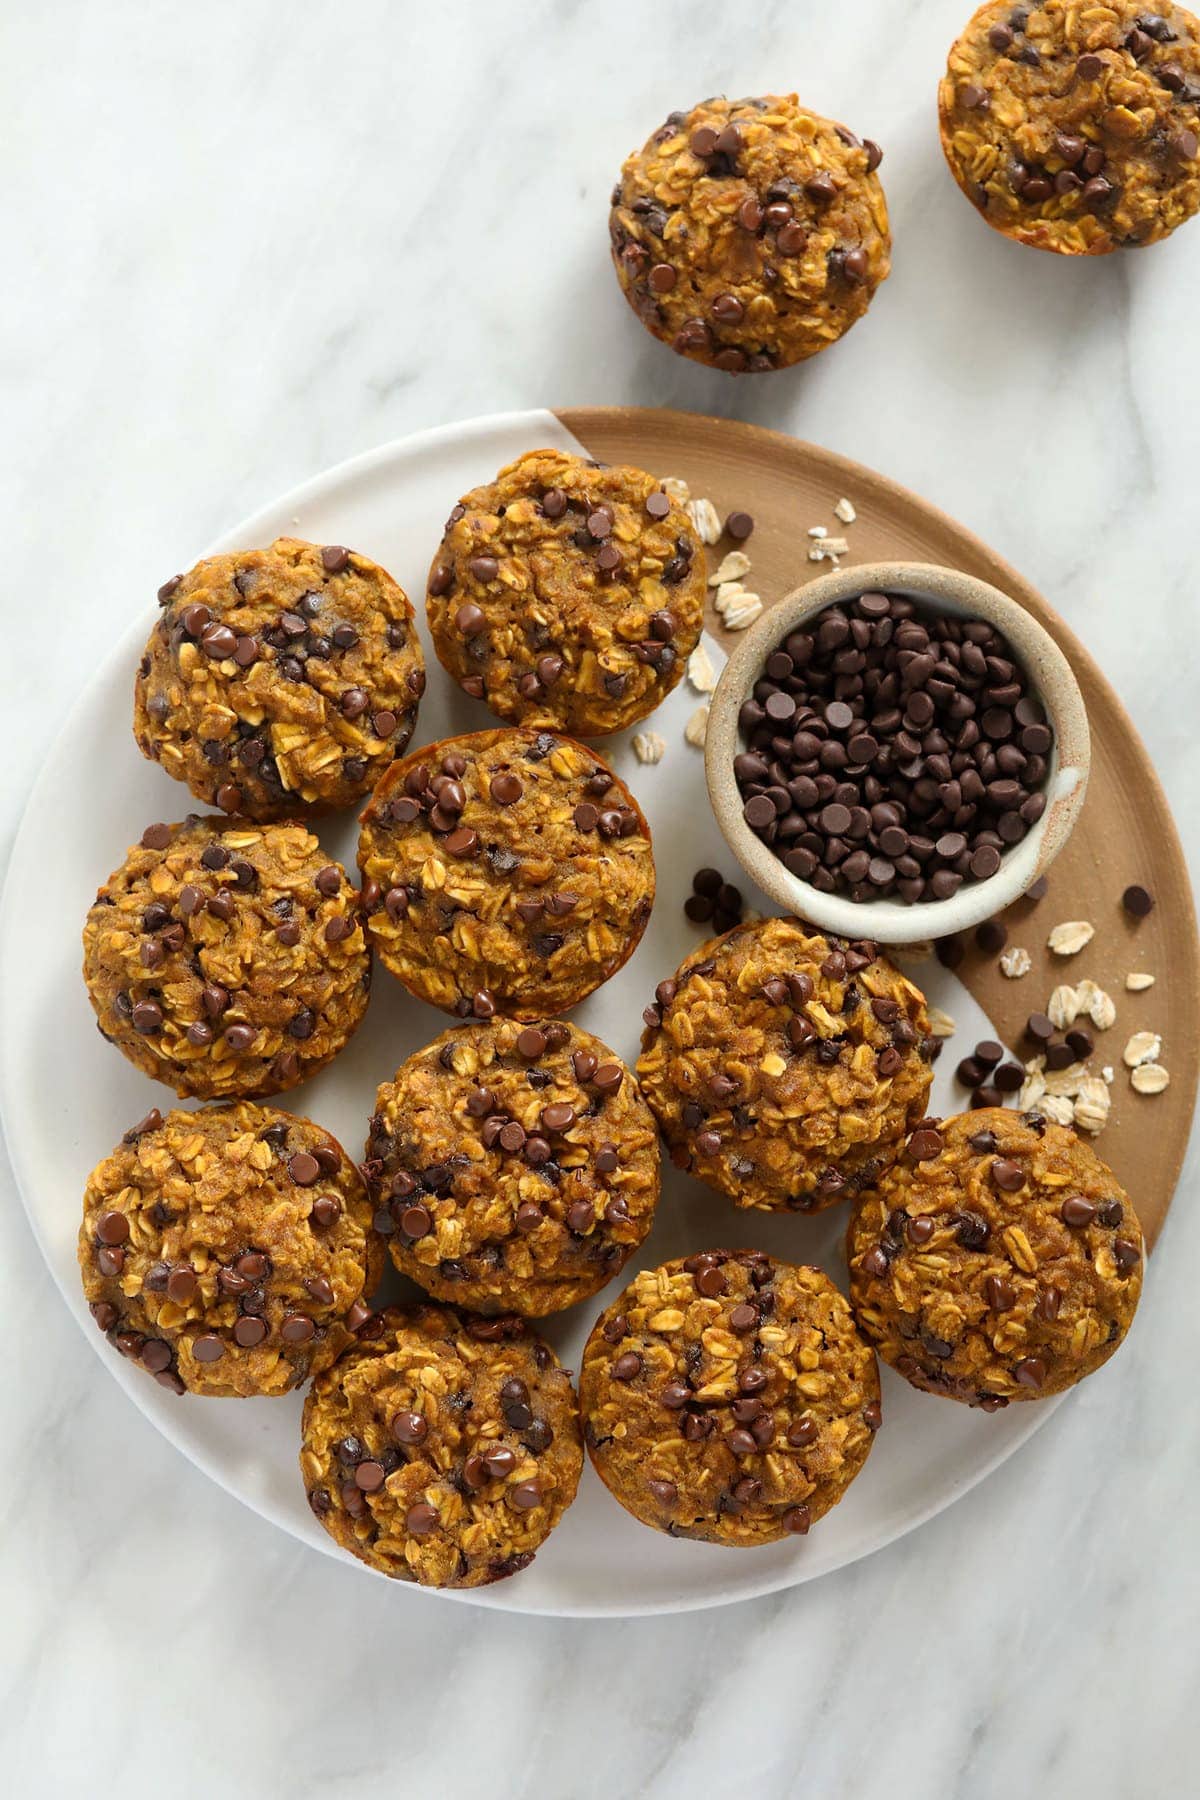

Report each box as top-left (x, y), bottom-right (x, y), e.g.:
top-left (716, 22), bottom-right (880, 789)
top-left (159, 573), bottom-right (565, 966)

top-left (636, 917), bottom-right (935, 1214)
top-left (358, 727), bottom-right (655, 1020)
top-left (610, 93), bottom-right (891, 370)
top-left (300, 1304), bottom-right (583, 1587)
top-left (846, 1107), bottom-right (1144, 1404)
top-left (426, 448), bottom-right (706, 737)
top-left (365, 1019), bottom-right (660, 1316)
top-left (134, 537), bottom-right (425, 818)
top-left (82, 816), bottom-right (370, 1098)
top-left (938, 1), bottom-right (1200, 253)
top-left (580, 1252), bottom-right (881, 1546)
top-left (79, 1102), bottom-right (381, 1398)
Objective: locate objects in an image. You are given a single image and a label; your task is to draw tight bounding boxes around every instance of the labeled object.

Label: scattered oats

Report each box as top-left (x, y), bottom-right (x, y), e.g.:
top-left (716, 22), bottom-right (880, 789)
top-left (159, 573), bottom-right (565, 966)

top-left (834, 496), bottom-right (858, 525)
top-left (632, 730), bottom-right (666, 766)
top-left (1043, 1060), bottom-right (1089, 1098)
top-left (1125, 971), bottom-right (1155, 991)
top-left (662, 476), bottom-right (691, 504)
top-left (687, 641), bottom-right (719, 693)
top-left (715, 585), bottom-right (763, 630)
top-left (1131, 1063), bottom-right (1170, 1095)
top-left (686, 496), bottom-right (722, 545)
top-left (1047, 984), bottom-right (1080, 1030)
top-left (893, 940), bottom-right (933, 963)
top-left (1087, 987), bottom-right (1117, 1032)
top-left (1018, 1059), bottom-right (1047, 1109)
top-left (1073, 1077), bottom-right (1111, 1134)
top-left (1102, 1065), bottom-right (1114, 1083)
top-left (926, 1005), bottom-right (956, 1038)
top-left (1122, 1030), bottom-right (1161, 1068)
top-left (684, 704), bottom-right (710, 748)
top-left (999, 946), bottom-right (1032, 979)
top-left (807, 525), bottom-right (828, 539)
top-left (708, 550), bottom-right (752, 586)
top-left (1038, 1093), bottom-right (1077, 1126)
top-left (1047, 919), bottom-right (1094, 956)
top-left (808, 536), bottom-right (850, 563)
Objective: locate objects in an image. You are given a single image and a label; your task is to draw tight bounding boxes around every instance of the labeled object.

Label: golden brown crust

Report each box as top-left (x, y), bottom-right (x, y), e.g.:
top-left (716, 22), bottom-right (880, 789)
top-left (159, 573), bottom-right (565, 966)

top-left (938, 1), bottom-right (1200, 254)
top-left (365, 1020), bottom-right (660, 1316)
top-left (426, 449), bottom-right (706, 737)
top-left (134, 537), bottom-right (425, 818)
top-left (300, 1304), bottom-right (583, 1587)
top-left (846, 1108), bottom-right (1144, 1404)
top-left (357, 727), bottom-right (655, 1020)
top-left (636, 918), bottom-right (935, 1214)
top-left (79, 1102), bottom-right (381, 1398)
top-left (82, 816), bottom-right (371, 1098)
top-left (610, 94), bottom-right (890, 370)
top-left (579, 1253), bottom-right (880, 1546)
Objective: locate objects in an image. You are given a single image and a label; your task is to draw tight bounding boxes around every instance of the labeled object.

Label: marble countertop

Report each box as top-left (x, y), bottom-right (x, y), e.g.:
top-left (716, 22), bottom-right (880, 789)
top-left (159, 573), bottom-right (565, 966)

top-left (2, 1), bottom-right (1196, 1793)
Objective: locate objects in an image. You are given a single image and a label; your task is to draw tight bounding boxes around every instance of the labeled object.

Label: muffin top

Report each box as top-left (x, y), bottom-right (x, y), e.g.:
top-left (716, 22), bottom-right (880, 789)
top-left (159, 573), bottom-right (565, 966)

top-left (580, 1253), bottom-right (881, 1545)
top-left (365, 1019), bottom-right (660, 1316)
top-left (939, 1), bottom-right (1200, 253)
top-left (83, 815), bottom-right (370, 1098)
top-left (426, 448), bottom-right (706, 736)
top-left (847, 1108), bottom-right (1144, 1404)
top-left (300, 1304), bottom-right (583, 1588)
top-left (80, 1102), bottom-right (380, 1398)
top-left (135, 536), bottom-right (425, 817)
top-left (636, 917), bottom-right (935, 1212)
top-left (610, 94), bottom-right (890, 369)
top-left (358, 728), bottom-right (655, 1020)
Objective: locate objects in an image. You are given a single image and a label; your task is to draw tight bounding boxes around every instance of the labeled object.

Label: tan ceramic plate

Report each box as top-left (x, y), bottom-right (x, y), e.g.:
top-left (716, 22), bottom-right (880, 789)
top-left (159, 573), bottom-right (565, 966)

top-left (560, 406), bottom-right (1198, 1251)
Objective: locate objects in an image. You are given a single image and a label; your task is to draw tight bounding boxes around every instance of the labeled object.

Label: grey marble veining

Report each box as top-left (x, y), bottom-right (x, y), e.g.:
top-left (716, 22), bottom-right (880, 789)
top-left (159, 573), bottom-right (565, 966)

top-left (1, 1), bottom-right (1196, 1794)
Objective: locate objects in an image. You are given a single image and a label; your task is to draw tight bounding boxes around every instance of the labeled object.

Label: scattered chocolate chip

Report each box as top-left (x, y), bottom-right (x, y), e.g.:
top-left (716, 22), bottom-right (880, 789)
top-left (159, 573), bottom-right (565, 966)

top-left (1122, 884), bottom-right (1154, 918)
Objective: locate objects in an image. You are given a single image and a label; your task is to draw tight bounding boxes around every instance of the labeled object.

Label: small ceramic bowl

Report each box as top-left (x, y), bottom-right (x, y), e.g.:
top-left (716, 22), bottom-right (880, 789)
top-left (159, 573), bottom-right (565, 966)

top-left (704, 561), bottom-right (1090, 944)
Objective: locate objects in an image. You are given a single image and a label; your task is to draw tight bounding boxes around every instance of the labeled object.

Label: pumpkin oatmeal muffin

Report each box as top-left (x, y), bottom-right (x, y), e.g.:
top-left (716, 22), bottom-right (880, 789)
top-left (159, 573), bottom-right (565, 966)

top-left (358, 728), bottom-right (655, 1020)
top-left (938, 1), bottom-right (1200, 253)
top-left (580, 1252), bottom-right (881, 1546)
top-left (426, 448), bottom-right (705, 736)
top-left (636, 917), bottom-right (935, 1214)
top-left (364, 1020), bottom-right (659, 1316)
top-left (300, 1304), bottom-right (583, 1588)
top-left (846, 1108), bottom-right (1144, 1406)
top-left (135, 537), bottom-right (425, 818)
top-left (83, 816), bottom-right (370, 1098)
top-left (79, 1102), bottom-right (380, 1398)
top-left (610, 93), bottom-right (891, 371)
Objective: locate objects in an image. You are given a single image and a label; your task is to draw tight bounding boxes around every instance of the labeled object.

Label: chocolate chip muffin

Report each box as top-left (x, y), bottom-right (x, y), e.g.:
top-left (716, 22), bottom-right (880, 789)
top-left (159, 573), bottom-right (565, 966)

top-left (636, 918), bottom-right (935, 1214)
top-left (135, 537), bottom-right (425, 818)
top-left (580, 1252), bottom-right (881, 1546)
top-left (358, 728), bottom-right (655, 1020)
top-left (364, 1020), bottom-right (659, 1316)
top-left (939, 1), bottom-right (1200, 253)
top-left (847, 1108), bottom-right (1144, 1405)
top-left (79, 1102), bottom-right (381, 1397)
top-left (83, 817), bottom-right (370, 1098)
top-left (610, 94), bottom-right (890, 371)
top-left (426, 449), bottom-right (705, 736)
top-left (300, 1304), bottom-right (583, 1587)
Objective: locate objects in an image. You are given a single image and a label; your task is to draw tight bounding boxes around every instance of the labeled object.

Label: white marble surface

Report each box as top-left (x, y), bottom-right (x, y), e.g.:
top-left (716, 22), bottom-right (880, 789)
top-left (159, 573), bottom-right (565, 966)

top-left (1, 0), bottom-right (1196, 1792)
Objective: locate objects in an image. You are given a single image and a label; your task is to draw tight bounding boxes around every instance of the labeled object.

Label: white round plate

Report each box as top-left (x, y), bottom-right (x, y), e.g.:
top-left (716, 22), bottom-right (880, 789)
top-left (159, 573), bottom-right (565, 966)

top-left (1, 409), bottom-right (1062, 1616)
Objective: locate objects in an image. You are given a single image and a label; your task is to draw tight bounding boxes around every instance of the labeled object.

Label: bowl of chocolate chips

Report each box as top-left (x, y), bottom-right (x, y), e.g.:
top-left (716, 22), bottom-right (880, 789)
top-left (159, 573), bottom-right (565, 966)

top-left (705, 561), bottom-right (1089, 943)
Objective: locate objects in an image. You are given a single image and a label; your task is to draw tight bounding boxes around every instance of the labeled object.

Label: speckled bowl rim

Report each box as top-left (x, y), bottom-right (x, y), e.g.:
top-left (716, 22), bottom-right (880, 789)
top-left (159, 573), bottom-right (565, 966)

top-left (704, 560), bottom-right (1090, 943)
